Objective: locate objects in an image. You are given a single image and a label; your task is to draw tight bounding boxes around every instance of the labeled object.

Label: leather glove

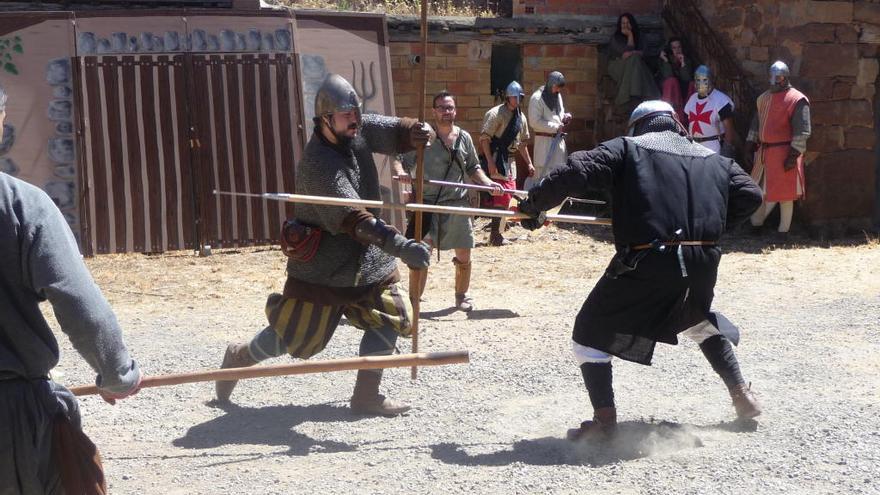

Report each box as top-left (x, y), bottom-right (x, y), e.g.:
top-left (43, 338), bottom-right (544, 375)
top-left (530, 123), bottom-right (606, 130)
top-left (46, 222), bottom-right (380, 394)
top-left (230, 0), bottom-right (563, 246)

top-left (743, 141), bottom-right (758, 170)
top-left (517, 197), bottom-right (547, 231)
top-left (784, 147), bottom-right (800, 171)
top-left (409, 122), bottom-right (435, 148)
top-left (352, 216), bottom-right (430, 268)
top-left (385, 235), bottom-right (431, 269)
top-left (520, 210), bottom-right (547, 231)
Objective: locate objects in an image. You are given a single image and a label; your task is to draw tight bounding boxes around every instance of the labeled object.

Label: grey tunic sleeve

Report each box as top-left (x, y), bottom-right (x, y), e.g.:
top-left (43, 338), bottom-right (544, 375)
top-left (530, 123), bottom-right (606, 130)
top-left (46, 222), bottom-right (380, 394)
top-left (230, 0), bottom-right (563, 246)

top-left (24, 196), bottom-right (139, 394)
top-left (360, 113), bottom-right (408, 156)
top-left (790, 100), bottom-right (811, 152)
top-left (746, 114), bottom-right (759, 143)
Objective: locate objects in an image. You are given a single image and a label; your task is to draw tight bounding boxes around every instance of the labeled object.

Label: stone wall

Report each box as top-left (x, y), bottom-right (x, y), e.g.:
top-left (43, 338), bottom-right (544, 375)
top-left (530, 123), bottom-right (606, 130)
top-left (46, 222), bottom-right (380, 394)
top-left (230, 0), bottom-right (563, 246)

top-left (390, 41), bottom-right (598, 153)
top-left (513, 0), bottom-right (662, 17)
top-left (696, 0), bottom-right (877, 232)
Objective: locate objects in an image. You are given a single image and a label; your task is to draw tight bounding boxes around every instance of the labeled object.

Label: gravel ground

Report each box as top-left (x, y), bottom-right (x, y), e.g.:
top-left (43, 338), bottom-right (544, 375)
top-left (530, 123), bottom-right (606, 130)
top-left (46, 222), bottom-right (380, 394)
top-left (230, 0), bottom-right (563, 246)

top-left (49, 223), bottom-right (880, 494)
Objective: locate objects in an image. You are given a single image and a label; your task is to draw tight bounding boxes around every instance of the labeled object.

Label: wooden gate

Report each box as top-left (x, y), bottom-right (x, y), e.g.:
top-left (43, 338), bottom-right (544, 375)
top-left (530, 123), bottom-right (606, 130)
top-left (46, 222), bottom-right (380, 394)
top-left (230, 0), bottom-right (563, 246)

top-left (77, 54), bottom-right (198, 255)
top-left (75, 52), bottom-right (299, 254)
top-left (189, 53), bottom-right (298, 249)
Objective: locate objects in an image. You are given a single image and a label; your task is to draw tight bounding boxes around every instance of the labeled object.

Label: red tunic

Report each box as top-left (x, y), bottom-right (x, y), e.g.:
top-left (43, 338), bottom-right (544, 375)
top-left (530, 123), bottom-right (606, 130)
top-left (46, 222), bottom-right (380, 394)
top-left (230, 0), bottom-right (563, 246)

top-left (750, 88), bottom-right (809, 202)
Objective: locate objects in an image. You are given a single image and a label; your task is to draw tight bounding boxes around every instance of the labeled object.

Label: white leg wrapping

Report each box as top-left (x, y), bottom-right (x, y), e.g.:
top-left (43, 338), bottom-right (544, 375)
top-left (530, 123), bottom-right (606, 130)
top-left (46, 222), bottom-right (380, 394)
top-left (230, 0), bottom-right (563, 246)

top-left (778, 201), bottom-right (793, 232)
top-left (680, 319), bottom-right (720, 344)
top-left (572, 340), bottom-right (613, 364)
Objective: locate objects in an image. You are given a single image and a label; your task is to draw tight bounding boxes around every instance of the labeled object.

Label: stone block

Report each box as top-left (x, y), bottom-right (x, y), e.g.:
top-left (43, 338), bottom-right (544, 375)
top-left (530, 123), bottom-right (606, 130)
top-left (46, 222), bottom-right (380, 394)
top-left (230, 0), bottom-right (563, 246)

top-left (392, 68), bottom-right (412, 83)
top-left (780, 23), bottom-right (836, 43)
top-left (800, 44), bottom-right (858, 77)
top-left (808, 125), bottom-right (845, 152)
top-left (844, 126), bottom-right (875, 149)
top-left (523, 45), bottom-right (542, 57)
top-left (835, 24), bottom-right (859, 44)
top-left (811, 100), bottom-right (874, 127)
top-left (524, 56), bottom-right (540, 69)
top-left (805, 1), bottom-right (853, 24)
top-left (479, 95), bottom-right (497, 107)
top-left (436, 43), bottom-right (465, 56)
top-left (851, 84), bottom-right (876, 100)
top-left (565, 44), bottom-right (588, 57)
top-left (854, 2), bottom-right (880, 24)
top-left (748, 46), bottom-right (769, 62)
top-left (455, 95), bottom-right (479, 108)
top-left (390, 43), bottom-right (412, 56)
top-left (799, 78), bottom-right (836, 100)
top-left (857, 58), bottom-right (880, 86)
top-left (832, 81), bottom-right (854, 100)
top-left (544, 45), bottom-right (565, 57)
top-left (802, 149), bottom-right (874, 222)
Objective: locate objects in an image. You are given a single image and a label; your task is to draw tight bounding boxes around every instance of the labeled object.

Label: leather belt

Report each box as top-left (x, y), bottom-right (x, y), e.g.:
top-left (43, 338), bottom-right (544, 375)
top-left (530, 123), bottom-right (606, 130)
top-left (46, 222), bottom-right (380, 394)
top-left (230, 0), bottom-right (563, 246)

top-left (631, 240), bottom-right (717, 251)
top-left (693, 135), bottom-right (720, 143)
top-left (534, 131), bottom-right (558, 138)
top-left (759, 140), bottom-right (791, 148)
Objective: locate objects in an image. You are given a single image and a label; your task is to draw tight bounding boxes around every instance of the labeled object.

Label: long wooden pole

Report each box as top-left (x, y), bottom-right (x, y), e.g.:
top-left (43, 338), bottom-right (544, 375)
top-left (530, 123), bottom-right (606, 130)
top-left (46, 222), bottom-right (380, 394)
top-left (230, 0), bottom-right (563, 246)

top-left (214, 191), bottom-right (612, 226)
top-left (411, 0), bottom-right (429, 380)
top-left (69, 351), bottom-right (469, 397)
top-left (391, 176), bottom-right (607, 204)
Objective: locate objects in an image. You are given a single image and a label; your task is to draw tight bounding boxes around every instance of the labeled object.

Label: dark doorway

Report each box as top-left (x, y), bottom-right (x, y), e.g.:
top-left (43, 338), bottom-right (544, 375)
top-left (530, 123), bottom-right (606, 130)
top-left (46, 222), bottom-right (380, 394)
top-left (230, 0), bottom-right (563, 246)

top-left (490, 44), bottom-right (522, 99)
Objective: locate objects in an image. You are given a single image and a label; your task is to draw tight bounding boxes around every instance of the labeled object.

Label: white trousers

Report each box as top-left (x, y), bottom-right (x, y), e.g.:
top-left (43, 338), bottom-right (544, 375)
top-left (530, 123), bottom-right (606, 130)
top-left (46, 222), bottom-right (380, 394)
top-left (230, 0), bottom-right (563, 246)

top-left (571, 320), bottom-right (721, 364)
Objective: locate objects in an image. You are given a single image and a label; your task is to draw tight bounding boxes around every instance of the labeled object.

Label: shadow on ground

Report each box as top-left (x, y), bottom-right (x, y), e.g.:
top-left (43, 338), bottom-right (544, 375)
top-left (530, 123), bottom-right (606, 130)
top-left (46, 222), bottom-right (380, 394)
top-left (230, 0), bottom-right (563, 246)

top-left (429, 419), bottom-right (757, 467)
top-left (173, 402), bottom-right (382, 457)
top-left (421, 307), bottom-right (519, 320)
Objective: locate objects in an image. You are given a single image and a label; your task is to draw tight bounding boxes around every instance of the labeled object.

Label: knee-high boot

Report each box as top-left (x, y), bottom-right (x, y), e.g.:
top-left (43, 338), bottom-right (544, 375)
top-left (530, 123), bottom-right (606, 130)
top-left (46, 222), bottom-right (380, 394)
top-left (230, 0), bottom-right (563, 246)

top-left (453, 257), bottom-right (474, 312)
top-left (699, 335), bottom-right (761, 419)
top-left (568, 362), bottom-right (618, 440)
top-left (350, 369), bottom-right (411, 416)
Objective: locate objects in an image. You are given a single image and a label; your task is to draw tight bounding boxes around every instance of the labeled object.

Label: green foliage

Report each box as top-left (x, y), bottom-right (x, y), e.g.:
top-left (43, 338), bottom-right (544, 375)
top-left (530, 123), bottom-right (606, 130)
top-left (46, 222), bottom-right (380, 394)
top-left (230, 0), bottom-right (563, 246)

top-left (0, 36), bottom-right (23, 75)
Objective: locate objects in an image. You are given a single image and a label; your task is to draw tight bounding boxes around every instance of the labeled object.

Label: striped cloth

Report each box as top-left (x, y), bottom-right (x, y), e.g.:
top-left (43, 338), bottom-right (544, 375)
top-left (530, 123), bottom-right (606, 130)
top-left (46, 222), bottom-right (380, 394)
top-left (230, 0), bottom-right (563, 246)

top-left (264, 283), bottom-right (412, 359)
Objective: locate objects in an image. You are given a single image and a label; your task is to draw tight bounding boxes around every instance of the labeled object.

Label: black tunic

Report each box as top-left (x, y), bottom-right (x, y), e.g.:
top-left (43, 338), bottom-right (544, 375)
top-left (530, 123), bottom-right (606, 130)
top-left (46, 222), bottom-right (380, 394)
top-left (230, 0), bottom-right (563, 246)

top-left (527, 131), bottom-right (762, 364)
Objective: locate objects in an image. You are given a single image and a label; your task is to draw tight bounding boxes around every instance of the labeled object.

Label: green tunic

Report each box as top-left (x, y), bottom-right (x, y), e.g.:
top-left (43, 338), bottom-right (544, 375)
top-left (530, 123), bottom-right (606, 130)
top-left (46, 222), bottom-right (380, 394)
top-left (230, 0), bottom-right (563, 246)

top-left (402, 127), bottom-right (480, 250)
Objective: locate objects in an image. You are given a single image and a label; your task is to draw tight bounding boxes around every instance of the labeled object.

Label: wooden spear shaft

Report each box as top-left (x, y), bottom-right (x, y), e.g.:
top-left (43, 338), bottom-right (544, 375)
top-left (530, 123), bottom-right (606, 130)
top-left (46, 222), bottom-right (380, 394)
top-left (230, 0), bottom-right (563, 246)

top-left (68, 351), bottom-right (469, 396)
top-left (411, 0), bottom-right (429, 380)
top-left (213, 191), bottom-right (612, 226)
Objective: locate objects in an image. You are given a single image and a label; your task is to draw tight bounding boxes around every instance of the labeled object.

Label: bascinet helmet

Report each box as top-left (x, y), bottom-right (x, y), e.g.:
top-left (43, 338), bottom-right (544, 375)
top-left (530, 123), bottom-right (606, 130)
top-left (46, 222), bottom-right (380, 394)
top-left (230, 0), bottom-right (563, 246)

top-left (315, 74), bottom-right (362, 125)
top-left (694, 65), bottom-right (714, 98)
top-left (627, 100), bottom-right (682, 136)
top-left (769, 60), bottom-right (790, 88)
top-left (504, 80), bottom-right (525, 101)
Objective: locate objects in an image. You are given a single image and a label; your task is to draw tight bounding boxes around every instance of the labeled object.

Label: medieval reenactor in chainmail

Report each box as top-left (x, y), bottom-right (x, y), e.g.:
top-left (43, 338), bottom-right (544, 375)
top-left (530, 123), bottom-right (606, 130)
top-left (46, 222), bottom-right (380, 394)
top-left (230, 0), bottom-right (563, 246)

top-left (518, 100), bottom-right (764, 440)
top-left (0, 85), bottom-right (142, 493)
top-left (215, 74), bottom-right (433, 416)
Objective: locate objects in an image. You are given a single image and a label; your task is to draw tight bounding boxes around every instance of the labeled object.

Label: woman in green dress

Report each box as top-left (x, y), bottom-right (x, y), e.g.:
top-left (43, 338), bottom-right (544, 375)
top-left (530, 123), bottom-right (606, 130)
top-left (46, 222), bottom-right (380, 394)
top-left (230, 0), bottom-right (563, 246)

top-left (607, 13), bottom-right (660, 108)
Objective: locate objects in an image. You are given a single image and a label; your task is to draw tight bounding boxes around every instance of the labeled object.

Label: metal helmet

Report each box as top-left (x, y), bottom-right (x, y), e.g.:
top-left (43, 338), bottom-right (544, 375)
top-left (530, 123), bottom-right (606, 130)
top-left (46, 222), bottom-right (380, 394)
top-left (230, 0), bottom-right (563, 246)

top-left (769, 60), bottom-right (790, 87)
top-left (546, 71), bottom-right (565, 89)
top-left (314, 74), bottom-right (362, 123)
top-left (504, 80), bottom-right (525, 101)
top-left (694, 65), bottom-right (714, 98)
top-left (627, 100), bottom-right (677, 136)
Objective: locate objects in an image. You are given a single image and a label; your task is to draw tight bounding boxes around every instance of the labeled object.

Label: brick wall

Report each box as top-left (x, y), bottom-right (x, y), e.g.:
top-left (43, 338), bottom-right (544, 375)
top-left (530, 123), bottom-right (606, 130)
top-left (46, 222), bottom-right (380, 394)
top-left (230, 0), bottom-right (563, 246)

top-left (514, 0), bottom-right (662, 16)
top-left (697, 0), bottom-right (877, 231)
top-left (390, 41), bottom-right (598, 153)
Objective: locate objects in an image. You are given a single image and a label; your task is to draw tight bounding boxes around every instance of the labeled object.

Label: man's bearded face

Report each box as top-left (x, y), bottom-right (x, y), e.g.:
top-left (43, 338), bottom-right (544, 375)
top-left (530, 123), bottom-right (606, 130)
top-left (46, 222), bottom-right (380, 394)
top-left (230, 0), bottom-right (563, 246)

top-left (433, 96), bottom-right (456, 124)
top-left (327, 109), bottom-right (360, 146)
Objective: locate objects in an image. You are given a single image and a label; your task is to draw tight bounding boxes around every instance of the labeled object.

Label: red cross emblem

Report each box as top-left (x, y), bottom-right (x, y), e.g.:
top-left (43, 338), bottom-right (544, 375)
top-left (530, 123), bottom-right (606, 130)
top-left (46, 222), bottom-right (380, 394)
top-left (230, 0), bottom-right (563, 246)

top-left (688, 101), bottom-right (712, 136)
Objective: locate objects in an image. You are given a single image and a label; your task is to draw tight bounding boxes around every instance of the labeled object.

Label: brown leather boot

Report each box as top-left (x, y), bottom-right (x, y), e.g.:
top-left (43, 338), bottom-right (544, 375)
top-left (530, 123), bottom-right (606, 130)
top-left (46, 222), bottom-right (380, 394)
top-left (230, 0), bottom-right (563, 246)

top-left (453, 257), bottom-right (474, 312)
top-left (730, 383), bottom-right (762, 419)
top-left (350, 370), bottom-right (411, 416)
top-left (566, 407), bottom-right (617, 441)
top-left (215, 343), bottom-right (259, 403)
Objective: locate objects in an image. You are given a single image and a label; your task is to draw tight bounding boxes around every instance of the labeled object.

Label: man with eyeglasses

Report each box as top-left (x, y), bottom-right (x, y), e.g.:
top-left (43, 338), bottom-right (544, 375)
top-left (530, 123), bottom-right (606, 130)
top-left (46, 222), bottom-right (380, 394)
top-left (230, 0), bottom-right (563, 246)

top-left (397, 91), bottom-right (502, 312)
